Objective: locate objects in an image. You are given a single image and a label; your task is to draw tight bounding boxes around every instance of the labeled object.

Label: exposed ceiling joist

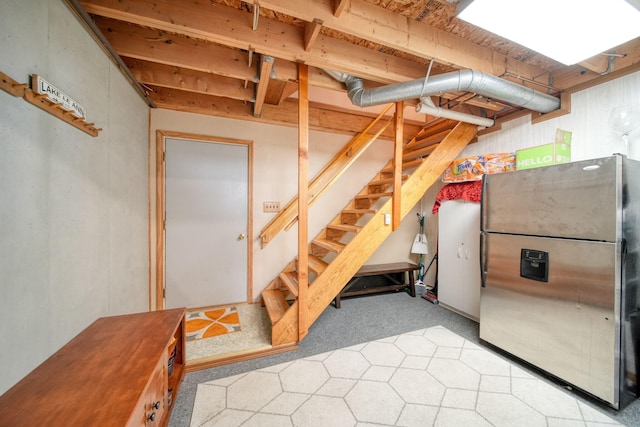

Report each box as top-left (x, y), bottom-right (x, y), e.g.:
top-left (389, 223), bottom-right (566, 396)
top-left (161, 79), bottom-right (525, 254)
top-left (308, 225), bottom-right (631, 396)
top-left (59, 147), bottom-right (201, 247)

top-left (94, 17), bottom-right (258, 82)
top-left (81, 0), bottom-right (432, 84)
top-left (71, 0), bottom-right (640, 137)
top-left (123, 58), bottom-right (255, 102)
top-left (93, 15), bottom-right (345, 91)
top-left (257, 0), bottom-right (546, 81)
top-left (151, 85), bottom-right (422, 138)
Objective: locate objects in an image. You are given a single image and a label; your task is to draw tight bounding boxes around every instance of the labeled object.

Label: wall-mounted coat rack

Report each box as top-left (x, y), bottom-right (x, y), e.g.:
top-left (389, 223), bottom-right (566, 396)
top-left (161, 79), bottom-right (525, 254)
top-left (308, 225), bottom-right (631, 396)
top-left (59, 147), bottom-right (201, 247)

top-left (0, 70), bottom-right (101, 137)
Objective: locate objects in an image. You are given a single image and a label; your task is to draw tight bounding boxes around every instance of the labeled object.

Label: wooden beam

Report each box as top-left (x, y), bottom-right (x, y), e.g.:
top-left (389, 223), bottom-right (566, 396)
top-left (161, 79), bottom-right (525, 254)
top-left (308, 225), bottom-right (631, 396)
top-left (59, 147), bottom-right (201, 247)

top-left (333, 0), bottom-right (350, 17)
top-left (122, 57), bottom-right (254, 101)
top-left (548, 39), bottom-right (640, 90)
top-left (93, 17), bottom-right (259, 82)
top-left (83, 0), bottom-right (640, 94)
top-left (565, 60), bottom-right (640, 96)
top-left (257, 0), bottom-right (546, 81)
top-left (91, 17), bottom-right (352, 92)
top-left (531, 91), bottom-right (572, 124)
top-left (304, 19), bottom-right (323, 51)
top-left (149, 86), bottom-right (423, 138)
top-left (297, 63), bottom-right (309, 341)
top-left (392, 101), bottom-right (403, 231)
top-left (253, 55), bottom-right (274, 117)
top-left (575, 39), bottom-right (640, 81)
top-left (82, 0), bottom-right (431, 84)
top-left (529, 61), bottom-right (640, 125)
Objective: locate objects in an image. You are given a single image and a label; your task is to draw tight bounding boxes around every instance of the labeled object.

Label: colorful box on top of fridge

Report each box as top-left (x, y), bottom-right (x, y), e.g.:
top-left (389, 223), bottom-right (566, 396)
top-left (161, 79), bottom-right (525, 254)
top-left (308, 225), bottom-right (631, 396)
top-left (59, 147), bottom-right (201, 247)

top-left (442, 152), bottom-right (515, 182)
top-left (516, 128), bottom-right (571, 170)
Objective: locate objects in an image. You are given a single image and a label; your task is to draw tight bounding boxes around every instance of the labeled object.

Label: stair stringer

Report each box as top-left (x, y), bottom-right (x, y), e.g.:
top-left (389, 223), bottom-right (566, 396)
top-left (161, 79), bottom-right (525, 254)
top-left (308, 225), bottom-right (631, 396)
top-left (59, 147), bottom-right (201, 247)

top-left (270, 122), bottom-right (478, 346)
top-left (271, 299), bottom-right (299, 346)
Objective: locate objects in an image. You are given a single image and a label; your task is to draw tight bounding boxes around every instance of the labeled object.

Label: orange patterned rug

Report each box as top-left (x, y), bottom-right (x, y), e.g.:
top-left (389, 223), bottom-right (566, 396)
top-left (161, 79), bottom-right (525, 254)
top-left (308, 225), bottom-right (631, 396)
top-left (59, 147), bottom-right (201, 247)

top-left (185, 306), bottom-right (241, 341)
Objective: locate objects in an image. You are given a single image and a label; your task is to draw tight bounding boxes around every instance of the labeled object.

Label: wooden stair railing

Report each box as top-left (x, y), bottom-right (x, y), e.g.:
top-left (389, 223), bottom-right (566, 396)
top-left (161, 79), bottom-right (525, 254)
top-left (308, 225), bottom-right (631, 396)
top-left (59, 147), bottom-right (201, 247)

top-left (259, 103), bottom-right (395, 248)
top-left (262, 121), bottom-right (478, 346)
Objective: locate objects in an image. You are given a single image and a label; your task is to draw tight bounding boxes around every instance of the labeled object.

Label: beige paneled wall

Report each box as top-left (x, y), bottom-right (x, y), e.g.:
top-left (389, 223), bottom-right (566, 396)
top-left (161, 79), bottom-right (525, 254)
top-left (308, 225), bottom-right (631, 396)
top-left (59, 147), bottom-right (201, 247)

top-left (0, 0), bottom-right (149, 394)
top-left (150, 109), bottom-right (428, 303)
top-left (461, 71), bottom-right (640, 161)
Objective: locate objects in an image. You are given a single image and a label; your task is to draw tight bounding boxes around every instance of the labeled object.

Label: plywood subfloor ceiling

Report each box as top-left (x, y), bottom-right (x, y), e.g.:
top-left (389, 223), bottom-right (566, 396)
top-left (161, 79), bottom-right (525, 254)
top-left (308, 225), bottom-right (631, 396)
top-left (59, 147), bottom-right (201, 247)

top-left (75, 0), bottom-right (640, 139)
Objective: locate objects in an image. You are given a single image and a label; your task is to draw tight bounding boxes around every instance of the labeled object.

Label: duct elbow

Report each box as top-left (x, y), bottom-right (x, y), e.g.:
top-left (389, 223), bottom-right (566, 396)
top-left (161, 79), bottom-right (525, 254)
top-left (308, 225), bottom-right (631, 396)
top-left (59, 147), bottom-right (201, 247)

top-left (322, 70), bottom-right (367, 106)
top-left (344, 75), bottom-right (366, 107)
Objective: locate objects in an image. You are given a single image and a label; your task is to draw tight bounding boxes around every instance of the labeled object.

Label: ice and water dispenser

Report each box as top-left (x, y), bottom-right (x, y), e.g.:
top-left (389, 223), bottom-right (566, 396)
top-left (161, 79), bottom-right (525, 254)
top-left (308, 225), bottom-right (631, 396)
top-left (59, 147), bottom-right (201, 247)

top-left (520, 249), bottom-right (549, 282)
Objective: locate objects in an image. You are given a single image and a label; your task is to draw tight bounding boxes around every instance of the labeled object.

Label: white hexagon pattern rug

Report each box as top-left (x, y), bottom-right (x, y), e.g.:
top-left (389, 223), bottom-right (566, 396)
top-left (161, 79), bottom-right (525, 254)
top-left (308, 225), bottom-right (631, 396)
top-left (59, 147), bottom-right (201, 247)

top-left (189, 326), bottom-right (622, 426)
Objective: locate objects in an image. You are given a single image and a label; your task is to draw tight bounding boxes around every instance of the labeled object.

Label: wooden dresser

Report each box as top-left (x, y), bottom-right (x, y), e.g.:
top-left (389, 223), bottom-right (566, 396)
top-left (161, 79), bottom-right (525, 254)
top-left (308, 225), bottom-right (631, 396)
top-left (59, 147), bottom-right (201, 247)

top-left (0, 308), bottom-right (186, 426)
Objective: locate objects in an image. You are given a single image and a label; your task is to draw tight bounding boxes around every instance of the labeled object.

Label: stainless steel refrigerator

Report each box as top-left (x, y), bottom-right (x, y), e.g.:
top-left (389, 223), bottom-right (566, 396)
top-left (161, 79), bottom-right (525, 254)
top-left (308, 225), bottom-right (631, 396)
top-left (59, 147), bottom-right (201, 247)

top-left (480, 154), bottom-right (640, 409)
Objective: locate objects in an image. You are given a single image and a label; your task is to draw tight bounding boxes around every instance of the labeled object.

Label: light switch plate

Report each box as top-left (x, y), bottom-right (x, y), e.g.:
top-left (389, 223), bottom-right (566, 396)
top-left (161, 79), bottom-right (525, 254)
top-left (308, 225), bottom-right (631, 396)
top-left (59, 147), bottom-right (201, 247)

top-left (263, 201), bottom-right (281, 212)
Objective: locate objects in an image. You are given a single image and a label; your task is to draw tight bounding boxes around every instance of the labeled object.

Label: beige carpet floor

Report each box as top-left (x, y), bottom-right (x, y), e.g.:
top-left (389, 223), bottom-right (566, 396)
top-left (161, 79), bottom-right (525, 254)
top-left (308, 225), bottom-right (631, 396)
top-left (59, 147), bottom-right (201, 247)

top-left (186, 304), bottom-right (272, 361)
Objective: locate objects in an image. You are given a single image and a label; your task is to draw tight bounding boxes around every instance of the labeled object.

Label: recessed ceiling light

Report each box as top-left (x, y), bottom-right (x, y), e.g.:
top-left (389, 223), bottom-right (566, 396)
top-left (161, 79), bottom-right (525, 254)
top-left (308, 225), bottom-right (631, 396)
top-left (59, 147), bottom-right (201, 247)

top-left (457, 0), bottom-right (640, 65)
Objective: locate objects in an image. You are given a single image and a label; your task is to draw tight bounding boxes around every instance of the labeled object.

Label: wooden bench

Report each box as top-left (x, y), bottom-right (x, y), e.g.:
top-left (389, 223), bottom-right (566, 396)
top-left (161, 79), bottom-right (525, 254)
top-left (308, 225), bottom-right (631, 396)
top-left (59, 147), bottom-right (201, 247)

top-left (334, 262), bottom-right (420, 308)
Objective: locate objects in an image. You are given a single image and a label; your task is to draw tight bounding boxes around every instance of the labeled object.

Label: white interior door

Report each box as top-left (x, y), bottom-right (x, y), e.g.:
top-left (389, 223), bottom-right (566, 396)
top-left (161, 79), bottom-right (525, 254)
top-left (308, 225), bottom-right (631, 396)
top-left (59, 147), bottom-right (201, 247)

top-left (164, 137), bottom-right (248, 309)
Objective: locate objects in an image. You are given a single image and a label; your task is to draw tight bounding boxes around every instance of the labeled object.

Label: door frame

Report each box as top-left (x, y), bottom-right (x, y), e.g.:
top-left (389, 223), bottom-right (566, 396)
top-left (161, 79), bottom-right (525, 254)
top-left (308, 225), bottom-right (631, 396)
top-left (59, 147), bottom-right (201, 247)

top-left (155, 130), bottom-right (253, 310)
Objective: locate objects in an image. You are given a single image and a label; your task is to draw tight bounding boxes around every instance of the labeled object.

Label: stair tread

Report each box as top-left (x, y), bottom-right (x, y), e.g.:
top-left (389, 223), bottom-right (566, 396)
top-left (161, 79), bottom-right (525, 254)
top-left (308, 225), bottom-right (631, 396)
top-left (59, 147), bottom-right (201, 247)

top-left (405, 120), bottom-right (457, 149)
top-left (369, 175), bottom-right (409, 186)
top-left (342, 208), bottom-right (377, 214)
top-left (381, 159), bottom-right (423, 173)
top-left (409, 129), bottom-right (450, 150)
top-left (326, 224), bottom-right (361, 233)
top-left (278, 272), bottom-right (299, 297)
top-left (312, 238), bottom-right (346, 253)
top-left (354, 192), bottom-right (392, 200)
top-left (403, 145), bottom-right (438, 162)
top-left (308, 255), bottom-right (328, 275)
top-left (262, 289), bottom-right (289, 325)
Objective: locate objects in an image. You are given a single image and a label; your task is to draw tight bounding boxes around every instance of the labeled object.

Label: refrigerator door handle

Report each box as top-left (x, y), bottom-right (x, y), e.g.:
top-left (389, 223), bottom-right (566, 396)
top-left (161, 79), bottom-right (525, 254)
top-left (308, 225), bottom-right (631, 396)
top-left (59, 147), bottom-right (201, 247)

top-left (480, 231), bottom-right (487, 288)
top-left (481, 175), bottom-right (488, 231)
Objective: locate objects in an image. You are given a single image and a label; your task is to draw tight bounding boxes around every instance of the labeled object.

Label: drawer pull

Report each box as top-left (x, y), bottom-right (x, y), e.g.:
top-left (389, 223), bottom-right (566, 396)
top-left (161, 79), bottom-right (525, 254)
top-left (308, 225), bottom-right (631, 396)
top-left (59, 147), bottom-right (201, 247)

top-left (152, 401), bottom-right (161, 410)
top-left (148, 412), bottom-right (156, 422)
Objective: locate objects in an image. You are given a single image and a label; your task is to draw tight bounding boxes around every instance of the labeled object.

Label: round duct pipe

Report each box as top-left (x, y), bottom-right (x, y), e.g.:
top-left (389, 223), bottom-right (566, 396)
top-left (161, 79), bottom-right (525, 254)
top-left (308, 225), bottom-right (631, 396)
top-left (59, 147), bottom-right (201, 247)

top-left (324, 69), bottom-right (560, 115)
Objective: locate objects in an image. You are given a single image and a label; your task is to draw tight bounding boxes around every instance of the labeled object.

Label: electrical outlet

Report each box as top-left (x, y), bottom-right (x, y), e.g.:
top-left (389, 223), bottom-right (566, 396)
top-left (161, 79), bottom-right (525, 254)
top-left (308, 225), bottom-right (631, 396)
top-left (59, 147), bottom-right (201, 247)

top-left (263, 201), bottom-right (281, 212)
top-left (384, 213), bottom-right (391, 225)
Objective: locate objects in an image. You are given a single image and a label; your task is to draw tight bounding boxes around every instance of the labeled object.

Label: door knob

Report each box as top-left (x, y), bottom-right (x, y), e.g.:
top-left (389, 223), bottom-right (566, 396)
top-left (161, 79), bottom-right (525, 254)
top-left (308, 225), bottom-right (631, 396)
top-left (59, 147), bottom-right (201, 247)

top-left (238, 233), bottom-right (246, 240)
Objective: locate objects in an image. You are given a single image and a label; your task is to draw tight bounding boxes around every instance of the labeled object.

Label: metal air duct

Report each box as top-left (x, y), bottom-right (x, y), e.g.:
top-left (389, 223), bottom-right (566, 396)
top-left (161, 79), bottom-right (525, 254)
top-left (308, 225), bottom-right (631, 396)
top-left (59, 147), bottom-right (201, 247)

top-left (324, 69), bottom-right (560, 115)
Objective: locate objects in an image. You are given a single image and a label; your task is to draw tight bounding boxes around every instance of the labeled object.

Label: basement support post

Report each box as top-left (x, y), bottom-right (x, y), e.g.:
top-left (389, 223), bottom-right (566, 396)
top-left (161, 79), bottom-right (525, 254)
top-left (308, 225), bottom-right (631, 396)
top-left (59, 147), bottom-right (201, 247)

top-left (297, 63), bottom-right (310, 341)
top-left (392, 101), bottom-right (403, 230)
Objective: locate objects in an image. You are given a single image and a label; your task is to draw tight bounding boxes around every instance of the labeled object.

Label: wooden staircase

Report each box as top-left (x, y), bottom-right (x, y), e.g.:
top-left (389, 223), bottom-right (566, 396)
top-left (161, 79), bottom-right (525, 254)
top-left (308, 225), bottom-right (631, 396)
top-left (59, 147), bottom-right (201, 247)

top-left (262, 120), bottom-right (478, 346)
